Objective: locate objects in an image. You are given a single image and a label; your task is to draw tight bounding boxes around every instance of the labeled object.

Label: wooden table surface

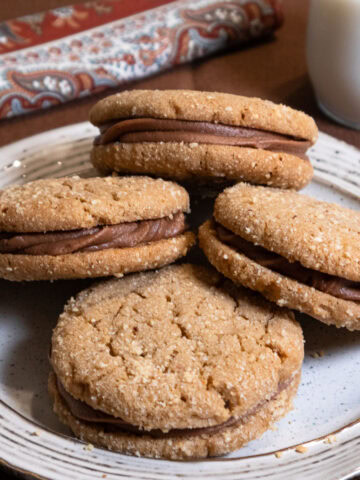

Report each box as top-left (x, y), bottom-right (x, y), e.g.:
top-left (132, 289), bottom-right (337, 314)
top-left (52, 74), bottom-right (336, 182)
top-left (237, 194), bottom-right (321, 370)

top-left (0, 1), bottom-right (359, 479)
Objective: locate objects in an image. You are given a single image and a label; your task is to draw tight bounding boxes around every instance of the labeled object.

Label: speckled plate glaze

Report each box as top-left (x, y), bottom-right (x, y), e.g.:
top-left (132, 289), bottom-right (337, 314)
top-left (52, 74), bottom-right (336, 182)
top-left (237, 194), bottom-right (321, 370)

top-left (0, 123), bottom-right (359, 480)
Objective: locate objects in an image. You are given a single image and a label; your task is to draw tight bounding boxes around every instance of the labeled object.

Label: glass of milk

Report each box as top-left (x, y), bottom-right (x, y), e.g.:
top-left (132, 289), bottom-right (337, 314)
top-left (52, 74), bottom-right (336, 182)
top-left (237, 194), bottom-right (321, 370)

top-left (307, 0), bottom-right (360, 129)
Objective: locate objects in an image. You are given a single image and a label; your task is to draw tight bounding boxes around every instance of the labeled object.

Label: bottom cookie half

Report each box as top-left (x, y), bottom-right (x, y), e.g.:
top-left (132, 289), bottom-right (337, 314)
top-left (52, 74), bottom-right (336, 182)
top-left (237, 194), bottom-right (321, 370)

top-left (199, 221), bottom-right (360, 330)
top-left (48, 370), bottom-right (301, 460)
top-left (92, 143), bottom-right (313, 191)
top-left (0, 232), bottom-right (195, 281)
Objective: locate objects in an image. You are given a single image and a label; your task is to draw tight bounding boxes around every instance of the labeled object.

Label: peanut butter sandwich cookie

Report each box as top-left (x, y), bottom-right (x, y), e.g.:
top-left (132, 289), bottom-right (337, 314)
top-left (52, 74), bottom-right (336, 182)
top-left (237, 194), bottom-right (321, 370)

top-left (90, 89), bottom-right (317, 190)
top-left (49, 264), bottom-right (303, 459)
top-left (0, 176), bottom-right (194, 281)
top-left (199, 183), bottom-right (360, 330)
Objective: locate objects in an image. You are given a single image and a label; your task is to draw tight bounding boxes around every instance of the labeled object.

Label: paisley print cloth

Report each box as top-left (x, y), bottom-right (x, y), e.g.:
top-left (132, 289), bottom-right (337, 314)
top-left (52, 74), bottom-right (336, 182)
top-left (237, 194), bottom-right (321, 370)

top-left (0, 0), bottom-right (283, 119)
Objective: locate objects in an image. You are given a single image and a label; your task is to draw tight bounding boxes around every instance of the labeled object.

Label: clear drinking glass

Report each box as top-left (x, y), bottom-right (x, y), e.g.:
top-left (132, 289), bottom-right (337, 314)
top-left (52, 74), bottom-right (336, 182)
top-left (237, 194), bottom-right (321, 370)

top-left (307, 0), bottom-right (360, 130)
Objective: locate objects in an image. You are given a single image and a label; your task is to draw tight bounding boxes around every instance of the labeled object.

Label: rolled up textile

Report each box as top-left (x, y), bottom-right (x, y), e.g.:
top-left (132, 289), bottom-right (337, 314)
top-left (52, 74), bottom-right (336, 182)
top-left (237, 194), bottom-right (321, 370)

top-left (0, 0), bottom-right (283, 119)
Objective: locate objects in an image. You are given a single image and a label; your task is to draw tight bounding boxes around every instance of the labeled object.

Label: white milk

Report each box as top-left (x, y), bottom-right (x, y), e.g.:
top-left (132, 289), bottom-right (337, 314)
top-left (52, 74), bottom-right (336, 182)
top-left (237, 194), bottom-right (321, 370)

top-left (307, 0), bottom-right (360, 129)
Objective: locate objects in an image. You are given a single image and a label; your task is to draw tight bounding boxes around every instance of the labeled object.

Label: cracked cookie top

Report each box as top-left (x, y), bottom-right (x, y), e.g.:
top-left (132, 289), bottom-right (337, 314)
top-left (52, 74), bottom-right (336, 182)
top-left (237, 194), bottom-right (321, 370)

top-left (50, 264), bottom-right (304, 431)
top-left (0, 176), bottom-right (190, 233)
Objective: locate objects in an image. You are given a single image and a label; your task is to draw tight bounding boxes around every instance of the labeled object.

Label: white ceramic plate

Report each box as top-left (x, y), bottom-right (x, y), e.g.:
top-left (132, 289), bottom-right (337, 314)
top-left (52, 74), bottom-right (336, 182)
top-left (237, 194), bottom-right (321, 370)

top-left (0, 123), bottom-right (359, 480)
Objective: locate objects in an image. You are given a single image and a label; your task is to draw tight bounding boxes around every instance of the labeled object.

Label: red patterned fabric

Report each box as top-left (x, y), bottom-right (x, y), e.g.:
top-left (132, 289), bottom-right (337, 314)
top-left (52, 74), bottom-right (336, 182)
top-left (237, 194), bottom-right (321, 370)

top-left (0, 0), bottom-right (283, 119)
top-left (0, 1), bottom-right (174, 54)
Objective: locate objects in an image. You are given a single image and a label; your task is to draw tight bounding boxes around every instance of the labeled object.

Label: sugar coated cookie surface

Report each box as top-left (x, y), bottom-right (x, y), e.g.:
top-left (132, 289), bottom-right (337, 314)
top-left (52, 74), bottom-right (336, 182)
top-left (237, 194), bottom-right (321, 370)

top-left (199, 183), bottom-right (360, 330)
top-left (0, 176), bottom-right (194, 281)
top-left (90, 90), bottom-right (317, 141)
top-left (199, 220), bottom-right (360, 330)
top-left (214, 183), bottom-right (360, 281)
top-left (90, 90), bottom-right (317, 190)
top-left (91, 143), bottom-right (313, 190)
top-left (0, 176), bottom-right (189, 232)
top-left (50, 264), bottom-right (303, 458)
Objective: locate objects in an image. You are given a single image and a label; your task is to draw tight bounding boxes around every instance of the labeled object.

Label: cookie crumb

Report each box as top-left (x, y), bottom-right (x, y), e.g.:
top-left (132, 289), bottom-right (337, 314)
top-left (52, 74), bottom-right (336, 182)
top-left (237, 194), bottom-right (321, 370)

top-left (274, 451), bottom-right (283, 458)
top-left (295, 445), bottom-right (308, 454)
top-left (31, 430), bottom-right (40, 436)
top-left (84, 443), bottom-right (94, 451)
top-left (324, 434), bottom-right (337, 444)
top-left (310, 351), bottom-right (324, 358)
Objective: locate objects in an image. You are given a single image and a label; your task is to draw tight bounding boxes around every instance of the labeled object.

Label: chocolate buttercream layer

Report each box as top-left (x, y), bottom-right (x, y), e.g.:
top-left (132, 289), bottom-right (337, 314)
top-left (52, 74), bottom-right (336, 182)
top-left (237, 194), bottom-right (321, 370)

top-left (216, 222), bottom-right (360, 302)
top-left (95, 118), bottom-right (311, 159)
top-left (0, 213), bottom-right (186, 256)
top-left (56, 374), bottom-right (293, 439)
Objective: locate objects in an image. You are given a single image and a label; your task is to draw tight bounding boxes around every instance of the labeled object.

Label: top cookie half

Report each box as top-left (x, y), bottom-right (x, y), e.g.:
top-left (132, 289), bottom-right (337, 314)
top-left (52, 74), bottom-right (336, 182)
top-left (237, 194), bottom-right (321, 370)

top-left (90, 90), bottom-right (317, 190)
top-left (215, 183), bottom-right (360, 281)
top-left (0, 175), bottom-right (189, 232)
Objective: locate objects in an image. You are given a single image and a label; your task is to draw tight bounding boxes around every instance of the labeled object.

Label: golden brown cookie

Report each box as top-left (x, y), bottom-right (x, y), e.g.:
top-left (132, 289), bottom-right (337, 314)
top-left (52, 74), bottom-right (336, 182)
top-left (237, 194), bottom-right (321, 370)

top-left (90, 90), bottom-right (317, 190)
top-left (0, 176), bottom-right (194, 281)
top-left (49, 264), bottom-right (304, 459)
top-left (199, 183), bottom-right (360, 330)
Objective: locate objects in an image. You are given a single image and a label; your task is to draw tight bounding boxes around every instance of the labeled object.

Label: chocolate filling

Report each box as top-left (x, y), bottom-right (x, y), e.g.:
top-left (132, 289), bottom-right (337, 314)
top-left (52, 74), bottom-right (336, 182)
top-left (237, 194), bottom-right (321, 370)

top-left (56, 373), bottom-right (293, 438)
top-left (216, 222), bottom-right (360, 302)
top-left (0, 212), bottom-right (186, 256)
top-left (94, 118), bottom-right (311, 160)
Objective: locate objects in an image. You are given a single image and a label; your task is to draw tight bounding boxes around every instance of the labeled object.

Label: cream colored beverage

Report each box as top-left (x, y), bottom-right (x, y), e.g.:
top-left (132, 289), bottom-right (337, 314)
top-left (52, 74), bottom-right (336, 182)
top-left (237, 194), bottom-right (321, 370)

top-left (307, 0), bottom-right (360, 129)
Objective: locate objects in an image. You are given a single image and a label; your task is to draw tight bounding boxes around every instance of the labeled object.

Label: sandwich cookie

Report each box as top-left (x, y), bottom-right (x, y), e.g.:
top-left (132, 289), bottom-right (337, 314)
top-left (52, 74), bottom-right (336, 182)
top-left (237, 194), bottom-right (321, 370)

top-left (0, 176), bottom-right (194, 281)
top-left (199, 183), bottom-right (360, 330)
top-left (90, 89), bottom-right (317, 190)
top-left (49, 264), bottom-right (304, 459)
